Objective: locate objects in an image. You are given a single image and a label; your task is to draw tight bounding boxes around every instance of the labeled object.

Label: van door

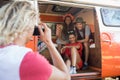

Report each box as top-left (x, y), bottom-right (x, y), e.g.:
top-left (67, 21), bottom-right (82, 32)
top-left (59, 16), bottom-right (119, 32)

top-left (96, 7), bottom-right (120, 77)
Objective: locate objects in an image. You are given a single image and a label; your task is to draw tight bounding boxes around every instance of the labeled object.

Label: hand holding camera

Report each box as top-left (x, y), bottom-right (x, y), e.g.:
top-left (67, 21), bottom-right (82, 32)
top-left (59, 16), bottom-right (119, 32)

top-left (37, 23), bottom-right (52, 44)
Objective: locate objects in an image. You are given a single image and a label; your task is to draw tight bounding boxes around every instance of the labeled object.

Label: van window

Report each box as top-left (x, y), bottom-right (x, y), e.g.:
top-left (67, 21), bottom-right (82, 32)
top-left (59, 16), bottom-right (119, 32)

top-left (101, 8), bottom-right (120, 26)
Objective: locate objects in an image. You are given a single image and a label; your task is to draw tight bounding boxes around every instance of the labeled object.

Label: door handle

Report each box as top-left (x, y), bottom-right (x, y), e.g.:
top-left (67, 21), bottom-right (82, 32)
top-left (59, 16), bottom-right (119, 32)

top-left (102, 40), bottom-right (111, 42)
top-left (101, 32), bottom-right (111, 45)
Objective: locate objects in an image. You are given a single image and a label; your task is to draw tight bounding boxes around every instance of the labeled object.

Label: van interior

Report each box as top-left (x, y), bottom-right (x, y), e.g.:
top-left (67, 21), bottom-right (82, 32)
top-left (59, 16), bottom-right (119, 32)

top-left (38, 1), bottom-right (102, 80)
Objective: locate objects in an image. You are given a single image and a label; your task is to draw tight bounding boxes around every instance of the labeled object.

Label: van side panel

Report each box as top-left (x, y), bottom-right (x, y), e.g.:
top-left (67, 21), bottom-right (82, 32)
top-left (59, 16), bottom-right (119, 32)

top-left (96, 7), bottom-right (120, 77)
top-left (101, 32), bottom-right (120, 77)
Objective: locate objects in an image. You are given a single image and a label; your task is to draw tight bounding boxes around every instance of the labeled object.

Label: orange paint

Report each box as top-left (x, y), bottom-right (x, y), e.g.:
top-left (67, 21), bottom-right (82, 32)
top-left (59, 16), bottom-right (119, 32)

top-left (40, 14), bottom-right (63, 22)
top-left (26, 36), bottom-right (38, 52)
top-left (101, 32), bottom-right (120, 77)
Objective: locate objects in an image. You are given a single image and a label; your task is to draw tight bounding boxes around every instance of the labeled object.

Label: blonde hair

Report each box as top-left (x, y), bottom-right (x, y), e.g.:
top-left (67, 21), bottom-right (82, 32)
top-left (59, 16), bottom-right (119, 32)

top-left (0, 1), bottom-right (38, 46)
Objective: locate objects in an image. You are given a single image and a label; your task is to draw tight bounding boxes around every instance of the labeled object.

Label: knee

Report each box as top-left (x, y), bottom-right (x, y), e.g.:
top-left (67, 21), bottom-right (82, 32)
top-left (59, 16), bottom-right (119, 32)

top-left (71, 47), bottom-right (77, 51)
top-left (71, 47), bottom-right (78, 56)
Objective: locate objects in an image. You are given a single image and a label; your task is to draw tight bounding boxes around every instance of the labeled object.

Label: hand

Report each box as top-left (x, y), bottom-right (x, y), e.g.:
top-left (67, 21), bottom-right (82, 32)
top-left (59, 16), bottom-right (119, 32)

top-left (75, 45), bottom-right (80, 49)
top-left (61, 46), bottom-right (66, 53)
top-left (38, 23), bottom-right (52, 44)
top-left (56, 24), bottom-right (63, 29)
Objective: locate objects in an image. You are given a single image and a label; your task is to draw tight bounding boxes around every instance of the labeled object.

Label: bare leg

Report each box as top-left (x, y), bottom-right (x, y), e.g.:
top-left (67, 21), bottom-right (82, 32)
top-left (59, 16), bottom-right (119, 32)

top-left (71, 47), bottom-right (82, 67)
top-left (84, 42), bottom-right (89, 64)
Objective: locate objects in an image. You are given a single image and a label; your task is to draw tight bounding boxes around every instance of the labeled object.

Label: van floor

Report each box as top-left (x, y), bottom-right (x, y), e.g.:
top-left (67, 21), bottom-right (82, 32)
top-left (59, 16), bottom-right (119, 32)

top-left (71, 68), bottom-right (101, 80)
top-left (40, 49), bottom-right (101, 79)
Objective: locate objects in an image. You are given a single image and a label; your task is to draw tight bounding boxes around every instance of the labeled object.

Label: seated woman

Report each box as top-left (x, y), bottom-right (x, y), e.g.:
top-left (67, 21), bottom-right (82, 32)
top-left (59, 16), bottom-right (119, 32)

top-left (61, 31), bottom-right (83, 74)
top-left (56, 14), bottom-right (74, 52)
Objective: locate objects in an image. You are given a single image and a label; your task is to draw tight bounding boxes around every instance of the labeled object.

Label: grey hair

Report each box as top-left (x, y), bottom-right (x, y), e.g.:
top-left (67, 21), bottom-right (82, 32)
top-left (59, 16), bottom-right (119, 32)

top-left (0, 1), bottom-right (38, 46)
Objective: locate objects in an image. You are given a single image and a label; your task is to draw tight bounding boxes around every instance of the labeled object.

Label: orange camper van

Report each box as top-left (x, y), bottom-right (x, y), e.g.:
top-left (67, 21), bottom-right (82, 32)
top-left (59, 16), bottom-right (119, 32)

top-left (26, 0), bottom-right (120, 79)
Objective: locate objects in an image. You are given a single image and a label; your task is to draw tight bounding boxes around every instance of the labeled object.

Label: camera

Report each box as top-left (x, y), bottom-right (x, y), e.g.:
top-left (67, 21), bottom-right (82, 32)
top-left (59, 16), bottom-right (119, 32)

top-left (33, 26), bottom-right (40, 36)
top-left (33, 26), bottom-right (44, 36)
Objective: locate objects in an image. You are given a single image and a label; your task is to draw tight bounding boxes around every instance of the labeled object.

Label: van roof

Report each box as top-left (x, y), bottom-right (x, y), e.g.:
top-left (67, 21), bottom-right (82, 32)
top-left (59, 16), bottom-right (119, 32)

top-left (38, 0), bottom-right (120, 8)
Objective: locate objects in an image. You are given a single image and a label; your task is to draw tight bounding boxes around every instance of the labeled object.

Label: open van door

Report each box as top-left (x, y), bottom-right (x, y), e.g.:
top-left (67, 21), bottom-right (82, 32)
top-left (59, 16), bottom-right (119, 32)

top-left (38, 0), bottom-right (120, 79)
top-left (96, 7), bottom-right (120, 77)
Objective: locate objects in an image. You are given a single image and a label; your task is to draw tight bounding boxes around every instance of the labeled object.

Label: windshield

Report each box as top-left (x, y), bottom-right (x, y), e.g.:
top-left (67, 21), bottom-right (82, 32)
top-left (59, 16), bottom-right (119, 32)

top-left (101, 8), bottom-right (120, 26)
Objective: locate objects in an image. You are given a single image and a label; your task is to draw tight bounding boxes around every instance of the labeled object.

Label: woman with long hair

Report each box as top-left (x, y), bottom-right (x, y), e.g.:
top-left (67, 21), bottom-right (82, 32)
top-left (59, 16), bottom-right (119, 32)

top-left (56, 14), bottom-right (75, 52)
top-left (0, 1), bottom-right (70, 80)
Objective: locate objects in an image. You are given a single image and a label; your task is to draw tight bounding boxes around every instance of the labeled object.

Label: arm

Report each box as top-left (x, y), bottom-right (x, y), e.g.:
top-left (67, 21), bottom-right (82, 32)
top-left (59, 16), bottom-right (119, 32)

top-left (63, 45), bottom-right (80, 49)
top-left (61, 45), bottom-right (80, 54)
top-left (61, 46), bottom-right (66, 54)
top-left (38, 23), bottom-right (70, 80)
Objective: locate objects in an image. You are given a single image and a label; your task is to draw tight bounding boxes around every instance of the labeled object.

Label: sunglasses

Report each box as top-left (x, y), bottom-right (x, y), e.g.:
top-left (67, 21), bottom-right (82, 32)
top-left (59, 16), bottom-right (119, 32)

top-left (67, 30), bottom-right (74, 34)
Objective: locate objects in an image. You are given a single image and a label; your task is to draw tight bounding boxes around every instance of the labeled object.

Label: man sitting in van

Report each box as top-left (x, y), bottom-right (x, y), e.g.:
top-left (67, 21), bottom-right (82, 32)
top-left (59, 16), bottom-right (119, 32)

top-left (74, 17), bottom-right (93, 70)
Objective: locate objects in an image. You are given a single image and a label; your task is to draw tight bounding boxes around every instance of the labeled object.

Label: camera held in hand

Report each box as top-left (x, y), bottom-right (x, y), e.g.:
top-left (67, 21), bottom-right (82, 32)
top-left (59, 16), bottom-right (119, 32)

top-left (33, 26), bottom-right (44, 36)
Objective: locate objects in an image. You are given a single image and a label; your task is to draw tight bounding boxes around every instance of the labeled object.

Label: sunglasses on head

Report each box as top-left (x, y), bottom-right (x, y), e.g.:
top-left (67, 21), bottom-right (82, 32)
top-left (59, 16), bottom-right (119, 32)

top-left (67, 30), bottom-right (74, 34)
